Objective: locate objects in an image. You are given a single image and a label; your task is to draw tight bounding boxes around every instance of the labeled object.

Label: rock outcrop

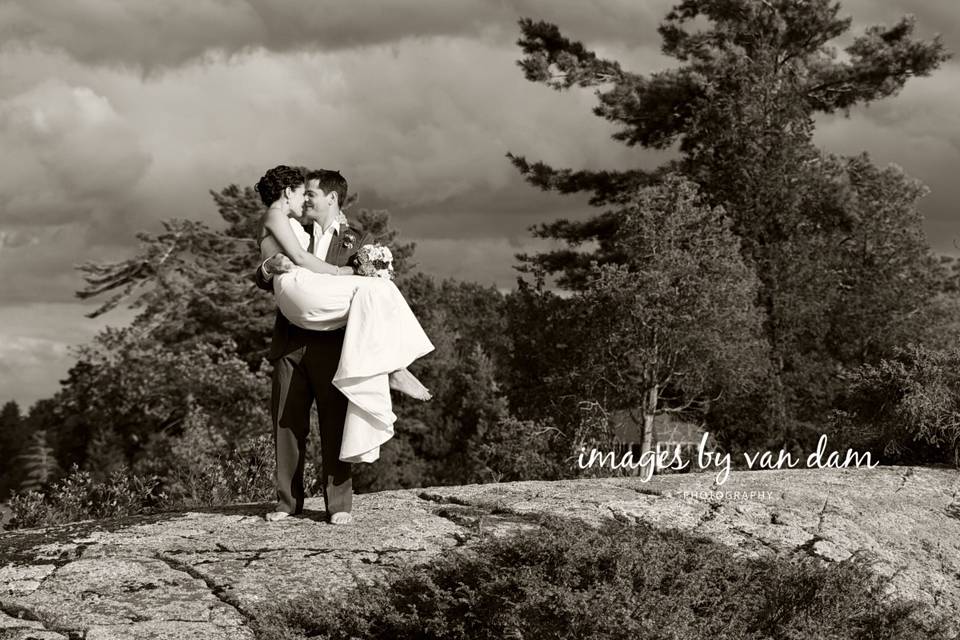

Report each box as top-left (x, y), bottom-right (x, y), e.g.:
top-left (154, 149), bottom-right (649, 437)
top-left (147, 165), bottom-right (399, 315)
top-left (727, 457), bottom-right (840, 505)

top-left (1, 465), bottom-right (958, 639)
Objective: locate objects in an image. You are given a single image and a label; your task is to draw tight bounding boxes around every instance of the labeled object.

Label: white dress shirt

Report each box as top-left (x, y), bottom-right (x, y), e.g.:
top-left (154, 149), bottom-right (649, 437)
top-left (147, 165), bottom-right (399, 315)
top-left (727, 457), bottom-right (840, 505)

top-left (313, 217), bottom-right (340, 259)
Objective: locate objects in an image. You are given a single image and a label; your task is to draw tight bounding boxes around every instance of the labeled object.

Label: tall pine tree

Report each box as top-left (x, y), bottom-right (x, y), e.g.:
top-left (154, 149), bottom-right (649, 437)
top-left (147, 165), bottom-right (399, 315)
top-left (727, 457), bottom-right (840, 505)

top-left (508, 2), bottom-right (949, 442)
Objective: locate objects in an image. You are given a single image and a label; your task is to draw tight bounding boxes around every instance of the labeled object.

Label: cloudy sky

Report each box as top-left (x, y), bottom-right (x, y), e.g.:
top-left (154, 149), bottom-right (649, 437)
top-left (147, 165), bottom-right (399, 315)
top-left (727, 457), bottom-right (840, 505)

top-left (0, 0), bottom-right (957, 408)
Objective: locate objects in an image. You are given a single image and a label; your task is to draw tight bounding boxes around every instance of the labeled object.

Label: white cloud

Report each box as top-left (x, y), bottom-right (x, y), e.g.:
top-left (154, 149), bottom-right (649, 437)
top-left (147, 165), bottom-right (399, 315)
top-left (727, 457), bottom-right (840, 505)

top-left (0, 78), bottom-right (151, 228)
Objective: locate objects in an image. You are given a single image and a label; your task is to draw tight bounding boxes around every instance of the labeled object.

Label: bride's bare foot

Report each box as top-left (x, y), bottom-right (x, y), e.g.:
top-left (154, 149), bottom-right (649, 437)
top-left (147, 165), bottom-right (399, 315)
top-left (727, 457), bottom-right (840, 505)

top-left (329, 511), bottom-right (353, 525)
top-left (389, 368), bottom-right (431, 400)
top-left (265, 510), bottom-right (291, 522)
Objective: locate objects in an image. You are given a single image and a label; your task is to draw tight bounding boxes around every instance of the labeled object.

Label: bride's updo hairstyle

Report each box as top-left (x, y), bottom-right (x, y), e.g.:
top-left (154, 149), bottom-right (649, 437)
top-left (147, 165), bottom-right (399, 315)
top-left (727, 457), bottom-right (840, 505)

top-left (255, 165), bottom-right (304, 206)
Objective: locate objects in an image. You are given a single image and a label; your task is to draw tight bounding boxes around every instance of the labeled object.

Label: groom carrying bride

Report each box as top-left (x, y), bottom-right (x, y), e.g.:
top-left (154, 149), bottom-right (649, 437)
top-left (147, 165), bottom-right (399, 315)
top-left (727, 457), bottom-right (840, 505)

top-left (255, 168), bottom-right (368, 525)
top-left (254, 167), bottom-right (433, 526)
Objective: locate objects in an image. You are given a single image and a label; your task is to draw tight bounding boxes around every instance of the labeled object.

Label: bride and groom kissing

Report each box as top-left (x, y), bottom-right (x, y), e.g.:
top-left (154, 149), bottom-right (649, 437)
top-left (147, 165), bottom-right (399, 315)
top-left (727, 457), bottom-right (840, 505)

top-left (253, 165), bottom-right (434, 525)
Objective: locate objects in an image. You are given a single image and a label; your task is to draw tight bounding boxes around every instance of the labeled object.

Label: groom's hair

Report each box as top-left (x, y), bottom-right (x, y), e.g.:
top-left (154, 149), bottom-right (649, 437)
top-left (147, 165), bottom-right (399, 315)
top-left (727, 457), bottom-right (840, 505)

top-left (255, 165), bottom-right (304, 206)
top-left (304, 169), bottom-right (348, 208)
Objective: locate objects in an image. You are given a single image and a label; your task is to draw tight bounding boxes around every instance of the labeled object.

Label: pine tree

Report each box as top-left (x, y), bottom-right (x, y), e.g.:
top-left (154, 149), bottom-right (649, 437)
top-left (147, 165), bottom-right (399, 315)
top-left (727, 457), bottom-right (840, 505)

top-left (17, 430), bottom-right (61, 493)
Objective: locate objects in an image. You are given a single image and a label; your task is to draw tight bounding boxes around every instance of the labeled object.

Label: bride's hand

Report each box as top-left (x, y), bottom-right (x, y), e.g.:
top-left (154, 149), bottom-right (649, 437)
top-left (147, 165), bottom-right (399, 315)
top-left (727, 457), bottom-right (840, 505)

top-left (337, 266), bottom-right (356, 276)
top-left (264, 253), bottom-right (295, 276)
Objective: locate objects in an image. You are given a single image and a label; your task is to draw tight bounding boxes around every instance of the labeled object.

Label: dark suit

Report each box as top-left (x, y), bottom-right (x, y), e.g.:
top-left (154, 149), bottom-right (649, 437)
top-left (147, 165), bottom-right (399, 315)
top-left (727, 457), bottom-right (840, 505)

top-left (254, 221), bottom-right (372, 515)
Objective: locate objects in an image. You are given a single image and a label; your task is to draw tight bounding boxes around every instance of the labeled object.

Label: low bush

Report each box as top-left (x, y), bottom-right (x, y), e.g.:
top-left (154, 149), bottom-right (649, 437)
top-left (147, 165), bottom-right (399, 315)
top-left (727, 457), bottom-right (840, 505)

top-left (6, 433), bottom-right (289, 530)
top-left (251, 514), bottom-right (950, 640)
top-left (8, 464), bottom-right (164, 529)
top-left (831, 343), bottom-right (960, 467)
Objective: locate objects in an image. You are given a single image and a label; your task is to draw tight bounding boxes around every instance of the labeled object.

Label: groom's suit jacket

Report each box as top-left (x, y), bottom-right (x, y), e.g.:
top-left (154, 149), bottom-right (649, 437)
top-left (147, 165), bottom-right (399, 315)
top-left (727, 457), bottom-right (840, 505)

top-left (254, 220), bottom-right (372, 360)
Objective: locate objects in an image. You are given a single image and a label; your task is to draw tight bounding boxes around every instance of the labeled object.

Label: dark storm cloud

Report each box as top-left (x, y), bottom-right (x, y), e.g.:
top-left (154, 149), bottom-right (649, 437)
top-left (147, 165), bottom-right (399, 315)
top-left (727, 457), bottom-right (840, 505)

top-left (1, 0), bottom-right (958, 408)
top-left (814, 0), bottom-right (960, 249)
top-left (0, 0), bottom-right (669, 70)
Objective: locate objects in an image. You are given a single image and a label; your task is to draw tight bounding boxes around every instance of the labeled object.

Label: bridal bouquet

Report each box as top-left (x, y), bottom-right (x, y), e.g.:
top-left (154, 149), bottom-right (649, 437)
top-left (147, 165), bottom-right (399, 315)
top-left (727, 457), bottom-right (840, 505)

top-left (355, 243), bottom-right (395, 280)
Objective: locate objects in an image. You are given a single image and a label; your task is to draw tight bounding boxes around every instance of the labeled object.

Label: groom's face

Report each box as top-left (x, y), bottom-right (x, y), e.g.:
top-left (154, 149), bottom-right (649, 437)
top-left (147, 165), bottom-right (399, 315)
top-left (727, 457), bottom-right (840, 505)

top-left (304, 179), bottom-right (330, 220)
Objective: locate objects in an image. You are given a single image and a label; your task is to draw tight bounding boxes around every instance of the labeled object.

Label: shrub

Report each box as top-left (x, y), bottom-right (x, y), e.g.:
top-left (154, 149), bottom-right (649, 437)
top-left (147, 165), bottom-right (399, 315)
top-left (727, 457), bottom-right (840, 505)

top-left (250, 514), bottom-right (949, 640)
top-left (8, 464), bottom-right (164, 529)
top-left (6, 433), bottom-right (290, 530)
top-left (831, 343), bottom-right (960, 467)
top-left (163, 432), bottom-right (284, 508)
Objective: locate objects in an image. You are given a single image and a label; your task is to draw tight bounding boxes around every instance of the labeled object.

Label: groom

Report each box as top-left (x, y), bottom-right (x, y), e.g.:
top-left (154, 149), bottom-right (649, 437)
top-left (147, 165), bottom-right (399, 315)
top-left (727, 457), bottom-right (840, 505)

top-left (254, 168), bottom-right (372, 525)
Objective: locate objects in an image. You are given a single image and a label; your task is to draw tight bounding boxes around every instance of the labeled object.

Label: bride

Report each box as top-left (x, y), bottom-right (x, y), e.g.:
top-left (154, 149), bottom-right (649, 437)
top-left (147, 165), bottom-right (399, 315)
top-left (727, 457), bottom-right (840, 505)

top-left (255, 165), bottom-right (434, 464)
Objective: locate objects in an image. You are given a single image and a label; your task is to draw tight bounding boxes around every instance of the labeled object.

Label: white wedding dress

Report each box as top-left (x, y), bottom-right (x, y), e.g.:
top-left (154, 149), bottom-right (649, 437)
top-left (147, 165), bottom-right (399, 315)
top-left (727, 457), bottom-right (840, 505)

top-left (272, 219), bottom-right (434, 463)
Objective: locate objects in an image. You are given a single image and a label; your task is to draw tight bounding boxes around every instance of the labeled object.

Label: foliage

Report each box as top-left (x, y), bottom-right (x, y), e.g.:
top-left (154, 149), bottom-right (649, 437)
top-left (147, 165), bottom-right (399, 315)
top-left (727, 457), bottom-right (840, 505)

top-left (503, 271), bottom-right (581, 426)
top-left (826, 155), bottom-right (943, 367)
top-left (52, 331), bottom-right (272, 493)
top-left (0, 400), bottom-right (25, 499)
top-left (570, 175), bottom-right (769, 412)
top-left (6, 433), bottom-right (282, 530)
top-left (251, 514), bottom-right (949, 640)
top-left (77, 217), bottom-right (274, 367)
top-left (364, 274), bottom-right (521, 489)
top-left (152, 432), bottom-right (281, 508)
top-left (506, 175), bottom-right (769, 464)
top-left (8, 463), bottom-right (163, 530)
top-left (831, 343), bottom-right (960, 467)
top-left (452, 345), bottom-right (561, 483)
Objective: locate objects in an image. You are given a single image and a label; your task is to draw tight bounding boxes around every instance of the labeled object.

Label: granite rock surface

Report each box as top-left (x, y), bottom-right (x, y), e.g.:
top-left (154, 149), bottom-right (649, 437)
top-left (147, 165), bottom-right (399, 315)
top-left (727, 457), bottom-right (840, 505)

top-left (1, 466), bottom-right (958, 639)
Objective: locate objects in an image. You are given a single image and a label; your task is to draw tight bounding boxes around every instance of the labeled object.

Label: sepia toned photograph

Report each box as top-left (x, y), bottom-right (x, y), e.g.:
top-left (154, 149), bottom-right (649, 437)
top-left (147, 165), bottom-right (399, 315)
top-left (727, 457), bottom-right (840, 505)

top-left (1, 1), bottom-right (959, 638)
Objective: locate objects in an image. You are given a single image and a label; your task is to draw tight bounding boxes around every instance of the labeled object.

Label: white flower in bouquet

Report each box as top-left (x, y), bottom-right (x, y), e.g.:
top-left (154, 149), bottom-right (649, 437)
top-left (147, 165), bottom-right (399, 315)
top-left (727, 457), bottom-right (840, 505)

top-left (355, 243), bottom-right (395, 280)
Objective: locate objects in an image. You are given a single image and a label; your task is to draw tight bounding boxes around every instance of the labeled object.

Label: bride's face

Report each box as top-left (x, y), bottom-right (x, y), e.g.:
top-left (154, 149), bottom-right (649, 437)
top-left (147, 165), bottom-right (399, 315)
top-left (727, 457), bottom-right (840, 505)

top-left (285, 184), bottom-right (306, 217)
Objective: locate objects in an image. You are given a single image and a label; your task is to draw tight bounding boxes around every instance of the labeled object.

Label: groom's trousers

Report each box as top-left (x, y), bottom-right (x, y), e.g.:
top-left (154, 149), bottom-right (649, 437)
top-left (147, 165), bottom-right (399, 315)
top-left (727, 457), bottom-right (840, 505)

top-left (271, 327), bottom-right (352, 515)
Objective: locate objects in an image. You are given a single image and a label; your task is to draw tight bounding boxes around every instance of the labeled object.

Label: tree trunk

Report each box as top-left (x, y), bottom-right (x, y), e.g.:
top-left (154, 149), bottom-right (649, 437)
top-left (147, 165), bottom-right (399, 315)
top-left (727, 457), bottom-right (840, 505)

top-left (641, 385), bottom-right (658, 478)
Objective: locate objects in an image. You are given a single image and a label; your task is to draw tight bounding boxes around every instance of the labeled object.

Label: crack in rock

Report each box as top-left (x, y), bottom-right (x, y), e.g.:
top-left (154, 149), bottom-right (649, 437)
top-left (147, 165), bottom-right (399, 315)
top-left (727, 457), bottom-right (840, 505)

top-left (357, 548), bottom-right (428, 567)
top-left (894, 468), bottom-right (914, 493)
top-left (0, 601), bottom-right (43, 624)
top-left (728, 525), bottom-right (780, 555)
top-left (816, 498), bottom-right (829, 534)
top-left (416, 492), bottom-right (473, 507)
top-left (153, 553), bottom-right (254, 623)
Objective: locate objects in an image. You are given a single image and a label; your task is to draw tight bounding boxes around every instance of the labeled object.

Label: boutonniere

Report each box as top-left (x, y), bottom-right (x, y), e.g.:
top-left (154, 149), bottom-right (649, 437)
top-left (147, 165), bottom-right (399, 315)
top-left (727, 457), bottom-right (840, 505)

top-left (337, 212), bottom-right (356, 249)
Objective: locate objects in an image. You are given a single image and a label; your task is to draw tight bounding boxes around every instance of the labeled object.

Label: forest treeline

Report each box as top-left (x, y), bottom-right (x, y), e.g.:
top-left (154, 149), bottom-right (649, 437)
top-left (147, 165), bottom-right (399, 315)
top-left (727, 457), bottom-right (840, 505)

top-left (2, 0), bottom-right (959, 528)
